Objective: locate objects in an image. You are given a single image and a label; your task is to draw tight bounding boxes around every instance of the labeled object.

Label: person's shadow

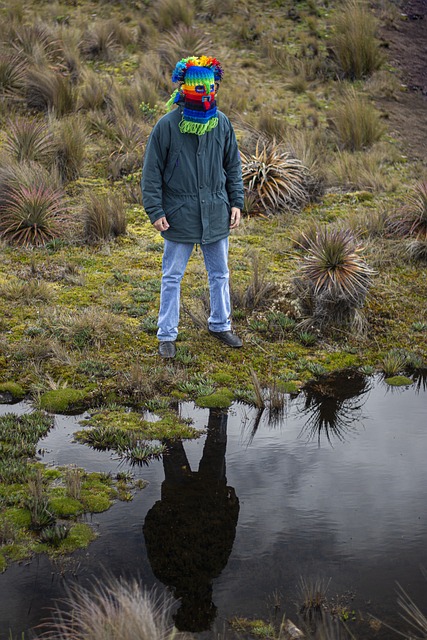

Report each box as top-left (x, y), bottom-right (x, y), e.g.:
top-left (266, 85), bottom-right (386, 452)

top-left (143, 408), bottom-right (239, 632)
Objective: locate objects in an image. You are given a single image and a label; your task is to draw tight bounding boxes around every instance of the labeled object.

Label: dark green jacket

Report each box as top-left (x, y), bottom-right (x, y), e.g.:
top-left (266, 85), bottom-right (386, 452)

top-left (141, 105), bottom-right (244, 244)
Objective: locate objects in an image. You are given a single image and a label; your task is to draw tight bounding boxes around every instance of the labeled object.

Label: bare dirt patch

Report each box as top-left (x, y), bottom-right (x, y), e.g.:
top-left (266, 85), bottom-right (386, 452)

top-left (377, 0), bottom-right (427, 163)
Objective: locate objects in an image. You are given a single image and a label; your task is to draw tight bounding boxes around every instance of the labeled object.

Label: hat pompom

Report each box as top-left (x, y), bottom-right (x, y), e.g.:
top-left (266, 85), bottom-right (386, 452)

top-left (171, 56), bottom-right (223, 84)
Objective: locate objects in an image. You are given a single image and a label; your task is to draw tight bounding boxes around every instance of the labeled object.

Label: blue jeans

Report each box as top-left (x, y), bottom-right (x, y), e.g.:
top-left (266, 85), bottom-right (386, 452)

top-left (157, 238), bottom-right (231, 341)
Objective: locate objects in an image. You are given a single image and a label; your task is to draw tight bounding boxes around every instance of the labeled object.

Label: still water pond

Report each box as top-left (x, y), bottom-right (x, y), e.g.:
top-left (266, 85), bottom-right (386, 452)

top-left (0, 372), bottom-right (426, 638)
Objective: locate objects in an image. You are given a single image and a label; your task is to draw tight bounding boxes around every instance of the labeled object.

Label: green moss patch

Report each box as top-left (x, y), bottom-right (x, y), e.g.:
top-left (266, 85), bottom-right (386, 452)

top-left (195, 388), bottom-right (234, 409)
top-left (39, 388), bottom-right (90, 413)
top-left (280, 381), bottom-right (300, 394)
top-left (80, 492), bottom-right (112, 513)
top-left (79, 407), bottom-right (200, 441)
top-left (0, 382), bottom-right (25, 402)
top-left (384, 376), bottom-right (413, 387)
top-left (49, 496), bottom-right (83, 518)
top-left (230, 618), bottom-right (276, 638)
top-left (58, 523), bottom-right (96, 553)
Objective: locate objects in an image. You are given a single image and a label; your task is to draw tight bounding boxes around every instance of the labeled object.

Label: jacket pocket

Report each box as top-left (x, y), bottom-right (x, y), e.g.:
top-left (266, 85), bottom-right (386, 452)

top-left (163, 151), bottom-right (180, 185)
top-left (208, 197), bottom-right (230, 238)
top-left (164, 201), bottom-right (184, 221)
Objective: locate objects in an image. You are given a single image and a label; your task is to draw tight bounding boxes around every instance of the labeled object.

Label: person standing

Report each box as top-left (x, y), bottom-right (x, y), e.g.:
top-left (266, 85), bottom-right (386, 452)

top-left (141, 55), bottom-right (244, 358)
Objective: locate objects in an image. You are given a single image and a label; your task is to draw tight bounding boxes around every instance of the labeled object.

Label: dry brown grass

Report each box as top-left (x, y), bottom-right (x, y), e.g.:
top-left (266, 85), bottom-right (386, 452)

top-left (82, 192), bottom-right (127, 243)
top-left (330, 0), bottom-right (384, 79)
top-left (331, 87), bottom-right (385, 151)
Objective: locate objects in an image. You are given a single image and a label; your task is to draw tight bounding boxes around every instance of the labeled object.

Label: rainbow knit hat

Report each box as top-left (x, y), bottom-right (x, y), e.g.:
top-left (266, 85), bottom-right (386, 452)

top-left (167, 56), bottom-right (223, 135)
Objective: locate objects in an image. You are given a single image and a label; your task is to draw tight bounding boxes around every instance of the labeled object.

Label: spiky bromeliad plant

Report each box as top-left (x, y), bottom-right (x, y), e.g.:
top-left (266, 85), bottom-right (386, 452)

top-left (389, 180), bottom-right (427, 262)
top-left (0, 183), bottom-right (66, 246)
top-left (294, 227), bottom-right (374, 331)
top-left (389, 180), bottom-right (427, 240)
top-left (4, 117), bottom-right (53, 165)
top-left (240, 138), bottom-right (311, 214)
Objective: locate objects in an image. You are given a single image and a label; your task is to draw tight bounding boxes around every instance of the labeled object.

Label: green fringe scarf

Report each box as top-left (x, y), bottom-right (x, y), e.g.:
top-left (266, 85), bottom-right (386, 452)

top-left (178, 117), bottom-right (219, 135)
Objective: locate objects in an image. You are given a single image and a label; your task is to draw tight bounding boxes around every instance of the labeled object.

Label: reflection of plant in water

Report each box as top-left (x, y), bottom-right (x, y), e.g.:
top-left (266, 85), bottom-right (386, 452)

top-left (299, 369), bottom-right (371, 445)
top-left (412, 368), bottom-right (427, 394)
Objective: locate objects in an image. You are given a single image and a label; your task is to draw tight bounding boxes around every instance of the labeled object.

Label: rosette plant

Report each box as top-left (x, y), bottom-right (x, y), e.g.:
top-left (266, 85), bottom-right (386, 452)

top-left (293, 227), bottom-right (374, 331)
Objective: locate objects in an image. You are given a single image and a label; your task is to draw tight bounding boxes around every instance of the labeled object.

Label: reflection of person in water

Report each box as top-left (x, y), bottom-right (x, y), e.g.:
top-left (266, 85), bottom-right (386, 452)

top-left (143, 409), bottom-right (239, 632)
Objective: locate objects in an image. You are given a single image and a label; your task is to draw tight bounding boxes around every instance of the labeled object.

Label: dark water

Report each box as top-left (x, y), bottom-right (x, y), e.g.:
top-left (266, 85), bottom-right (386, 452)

top-left (0, 372), bottom-right (426, 638)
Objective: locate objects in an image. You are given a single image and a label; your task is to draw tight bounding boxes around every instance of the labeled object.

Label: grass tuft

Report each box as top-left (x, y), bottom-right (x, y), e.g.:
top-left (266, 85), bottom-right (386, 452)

top-left (3, 117), bottom-right (54, 166)
top-left (330, 0), bottom-right (384, 79)
top-left (0, 180), bottom-right (66, 247)
top-left (25, 65), bottom-right (76, 116)
top-left (37, 577), bottom-right (176, 640)
top-left (331, 87), bottom-right (385, 151)
top-left (155, 0), bottom-right (194, 30)
top-left (82, 191), bottom-right (127, 243)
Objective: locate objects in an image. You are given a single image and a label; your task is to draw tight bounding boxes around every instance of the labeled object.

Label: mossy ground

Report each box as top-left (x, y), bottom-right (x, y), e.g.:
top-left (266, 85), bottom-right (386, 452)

top-left (0, 0), bottom-right (425, 409)
top-left (0, 412), bottom-right (146, 571)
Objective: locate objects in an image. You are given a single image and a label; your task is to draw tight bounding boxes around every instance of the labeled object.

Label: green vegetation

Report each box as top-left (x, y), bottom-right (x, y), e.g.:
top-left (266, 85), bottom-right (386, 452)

top-left (0, 382), bottom-right (25, 401)
top-left (0, 2), bottom-right (424, 633)
top-left (0, 0), bottom-right (424, 460)
top-left (384, 375), bottom-right (413, 387)
top-left (39, 388), bottom-right (91, 413)
top-left (0, 410), bottom-right (146, 570)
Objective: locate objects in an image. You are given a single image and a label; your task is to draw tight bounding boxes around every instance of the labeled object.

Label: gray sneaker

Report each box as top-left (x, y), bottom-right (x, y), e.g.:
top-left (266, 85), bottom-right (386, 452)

top-left (158, 341), bottom-right (176, 358)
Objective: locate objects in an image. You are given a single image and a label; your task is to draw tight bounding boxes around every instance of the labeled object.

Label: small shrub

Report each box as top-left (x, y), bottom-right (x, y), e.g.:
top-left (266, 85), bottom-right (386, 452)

top-left (331, 87), bottom-right (385, 151)
top-left (27, 469), bottom-right (55, 530)
top-left (0, 181), bottom-right (66, 247)
top-left (109, 116), bottom-right (147, 179)
top-left (11, 22), bottom-right (62, 64)
top-left (0, 53), bottom-right (26, 95)
top-left (155, 0), bottom-right (194, 30)
top-left (405, 239), bottom-right (427, 263)
top-left (293, 227), bottom-right (374, 331)
top-left (37, 577), bottom-right (176, 639)
top-left (330, 0), bottom-right (384, 80)
top-left (200, 0), bottom-right (234, 19)
top-left (241, 138), bottom-right (313, 214)
top-left (4, 117), bottom-right (53, 166)
top-left (257, 110), bottom-right (287, 139)
top-left (78, 69), bottom-right (110, 111)
top-left (379, 349), bottom-right (407, 377)
top-left (39, 523), bottom-right (69, 547)
top-left (158, 25), bottom-right (209, 69)
top-left (298, 576), bottom-right (330, 616)
top-left (43, 307), bottom-right (123, 348)
top-left (329, 147), bottom-right (395, 192)
top-left (25, 65), bottom-right (76, 115)
top-left (298, 331), bottom-right (317, 346)
top-left (82, 191), bottom-right (126, 243)
top-left (0, 279), bottom-right (54, 304)
top-left (51, 115), bottom-right (87, 183)
top-left (231, 253), bottom-right (278, 311)
top-left (80, 22), bottom-right (119, 61)
top-left (389, 180), bottom-right (427, 241)
top-left (65, 466), bottom-right (83, 500)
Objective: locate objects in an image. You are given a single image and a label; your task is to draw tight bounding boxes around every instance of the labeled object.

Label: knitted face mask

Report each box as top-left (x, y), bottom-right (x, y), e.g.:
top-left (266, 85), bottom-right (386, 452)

top-left (167, 56), bottom-right (223, 135)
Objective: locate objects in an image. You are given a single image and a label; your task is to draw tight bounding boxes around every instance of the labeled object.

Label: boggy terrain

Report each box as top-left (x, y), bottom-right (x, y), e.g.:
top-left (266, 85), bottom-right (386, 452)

top-left (0, 0), bottom-right (426, 632)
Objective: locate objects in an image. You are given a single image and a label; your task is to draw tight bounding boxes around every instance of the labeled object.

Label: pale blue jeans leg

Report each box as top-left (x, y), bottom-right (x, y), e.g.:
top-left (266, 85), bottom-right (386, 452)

top-left (157, 240), bottom-right (194, 342)
top-left (201, 237), bottom-right (231, 333)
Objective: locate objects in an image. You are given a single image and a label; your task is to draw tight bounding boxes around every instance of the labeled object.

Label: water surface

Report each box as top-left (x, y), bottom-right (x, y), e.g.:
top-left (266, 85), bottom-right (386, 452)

top-left (0, 373), bottom-right (426, 638)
